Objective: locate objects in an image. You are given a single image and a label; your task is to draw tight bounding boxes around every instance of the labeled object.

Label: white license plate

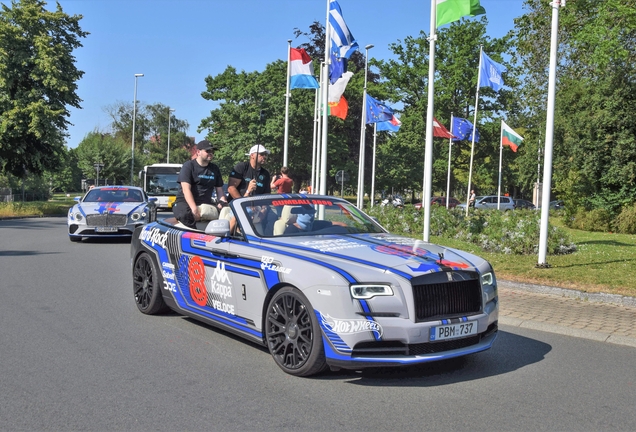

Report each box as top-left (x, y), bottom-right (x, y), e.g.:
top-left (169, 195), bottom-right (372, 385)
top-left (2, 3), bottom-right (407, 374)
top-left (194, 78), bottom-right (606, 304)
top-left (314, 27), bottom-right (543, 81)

top-left (431, 321), bottom-right (478, 341)
top-left (95, 227), bottom-right (118, 233)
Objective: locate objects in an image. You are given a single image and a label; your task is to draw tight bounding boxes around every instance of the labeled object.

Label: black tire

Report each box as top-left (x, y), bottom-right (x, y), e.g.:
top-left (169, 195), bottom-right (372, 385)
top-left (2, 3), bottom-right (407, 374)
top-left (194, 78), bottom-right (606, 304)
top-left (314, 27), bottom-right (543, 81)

top-left (133, 253), bottom-right (167, 315)
top-left (265, 287), bottom-right (327, 377)
top-left (69, 235), bottom-right (81, 242)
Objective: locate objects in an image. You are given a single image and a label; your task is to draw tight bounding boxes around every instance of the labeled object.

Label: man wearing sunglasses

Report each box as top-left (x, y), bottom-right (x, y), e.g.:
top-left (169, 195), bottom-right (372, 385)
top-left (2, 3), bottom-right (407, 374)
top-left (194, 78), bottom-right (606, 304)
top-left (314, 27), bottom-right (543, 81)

top-left (172, 140), bottom-right (227, 229)
top-left (227, 144), bottom-right (272, 199)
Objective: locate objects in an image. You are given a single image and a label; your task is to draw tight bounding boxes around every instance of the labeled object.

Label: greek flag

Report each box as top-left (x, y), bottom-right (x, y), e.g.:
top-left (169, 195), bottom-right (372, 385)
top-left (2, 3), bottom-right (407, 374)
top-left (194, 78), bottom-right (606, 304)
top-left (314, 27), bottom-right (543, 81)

top-left (329, 0), bottom-right (358, 59)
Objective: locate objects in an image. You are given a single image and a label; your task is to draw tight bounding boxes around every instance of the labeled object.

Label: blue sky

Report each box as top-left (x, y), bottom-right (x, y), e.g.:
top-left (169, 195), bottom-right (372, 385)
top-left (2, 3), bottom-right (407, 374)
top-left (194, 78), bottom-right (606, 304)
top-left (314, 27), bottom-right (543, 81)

top-left (51, 0), bottom-right (526, 149)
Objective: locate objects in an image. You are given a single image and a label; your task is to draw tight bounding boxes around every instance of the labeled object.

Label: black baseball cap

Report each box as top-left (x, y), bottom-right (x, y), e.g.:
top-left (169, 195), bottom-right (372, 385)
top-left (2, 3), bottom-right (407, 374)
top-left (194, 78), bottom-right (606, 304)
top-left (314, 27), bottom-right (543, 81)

top-left (196, 140), bottom-right (218, 151)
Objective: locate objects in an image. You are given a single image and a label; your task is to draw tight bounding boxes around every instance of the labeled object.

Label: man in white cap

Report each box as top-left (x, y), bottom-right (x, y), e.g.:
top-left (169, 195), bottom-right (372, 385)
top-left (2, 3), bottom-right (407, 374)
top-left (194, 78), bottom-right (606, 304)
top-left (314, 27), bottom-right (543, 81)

top-left (227, 144), bottom-right (272, 199)
top-left (172, 140), bottom-right (227, 229)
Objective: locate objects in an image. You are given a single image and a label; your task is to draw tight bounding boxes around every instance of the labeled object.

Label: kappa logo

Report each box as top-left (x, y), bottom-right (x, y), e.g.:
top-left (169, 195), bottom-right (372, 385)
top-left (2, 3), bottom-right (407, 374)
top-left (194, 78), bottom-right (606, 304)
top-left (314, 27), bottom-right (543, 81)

top-left (211, 261), bottom-right (231, 285)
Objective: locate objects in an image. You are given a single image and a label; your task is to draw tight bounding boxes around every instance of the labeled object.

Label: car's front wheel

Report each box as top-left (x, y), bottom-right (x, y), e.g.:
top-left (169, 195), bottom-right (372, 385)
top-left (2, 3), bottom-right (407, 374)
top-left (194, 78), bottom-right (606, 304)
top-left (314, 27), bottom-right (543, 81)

top-left (265, 287), bottom-right (327, 377)
top-left (133, 253), bottom-right (167, 315)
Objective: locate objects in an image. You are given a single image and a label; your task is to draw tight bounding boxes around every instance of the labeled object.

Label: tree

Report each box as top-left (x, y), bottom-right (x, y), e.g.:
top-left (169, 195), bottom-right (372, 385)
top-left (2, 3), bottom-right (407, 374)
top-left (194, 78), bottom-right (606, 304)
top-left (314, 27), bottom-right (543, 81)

top-left (75, 131), bottom-right (131, 185)
top-left (105, 101), bottom-right (194, 169)
top-left (0, 0), bottom-right (87, 178)
top-left (515, 0), bottom-right (636, 214)
top-left (374, 19), bottom-right (515, 199)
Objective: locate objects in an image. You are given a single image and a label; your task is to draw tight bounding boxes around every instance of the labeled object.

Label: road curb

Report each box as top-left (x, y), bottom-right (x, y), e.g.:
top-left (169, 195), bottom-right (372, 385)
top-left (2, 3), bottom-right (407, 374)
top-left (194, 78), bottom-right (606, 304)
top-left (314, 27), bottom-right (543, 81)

top-left (499, 280), bottom-right (636, 308)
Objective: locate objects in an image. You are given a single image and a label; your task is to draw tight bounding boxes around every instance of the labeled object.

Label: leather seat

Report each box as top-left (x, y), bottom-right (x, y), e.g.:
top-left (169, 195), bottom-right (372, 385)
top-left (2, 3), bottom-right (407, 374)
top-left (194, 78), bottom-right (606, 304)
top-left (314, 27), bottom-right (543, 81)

top-left (273, 205), bottom-right (297, 236)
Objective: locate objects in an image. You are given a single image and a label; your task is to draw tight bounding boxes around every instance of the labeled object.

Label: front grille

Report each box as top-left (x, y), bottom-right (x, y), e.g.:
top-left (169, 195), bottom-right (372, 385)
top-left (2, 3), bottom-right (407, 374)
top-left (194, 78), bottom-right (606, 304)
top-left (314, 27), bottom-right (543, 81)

top-left (351, 323), bottom-right (498, 357)
top-left (412, 279), bottom-right (482, 322)
top-left (86, 214), bottom-right (127, 227)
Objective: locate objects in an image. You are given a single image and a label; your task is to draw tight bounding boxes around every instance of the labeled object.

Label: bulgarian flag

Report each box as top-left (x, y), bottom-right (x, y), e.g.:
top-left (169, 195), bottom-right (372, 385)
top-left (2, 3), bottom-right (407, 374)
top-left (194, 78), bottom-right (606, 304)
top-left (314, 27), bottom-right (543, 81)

top-left (436, 0), bottom-right (486, 28)
top-left (501, 120), bottom-right (523, 152)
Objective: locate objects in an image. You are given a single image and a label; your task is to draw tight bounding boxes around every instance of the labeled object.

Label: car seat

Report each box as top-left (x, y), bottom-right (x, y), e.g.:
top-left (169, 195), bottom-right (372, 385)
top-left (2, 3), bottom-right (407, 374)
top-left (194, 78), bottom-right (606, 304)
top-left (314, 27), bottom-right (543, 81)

top-left (273, 206), bottom-right (298, 236)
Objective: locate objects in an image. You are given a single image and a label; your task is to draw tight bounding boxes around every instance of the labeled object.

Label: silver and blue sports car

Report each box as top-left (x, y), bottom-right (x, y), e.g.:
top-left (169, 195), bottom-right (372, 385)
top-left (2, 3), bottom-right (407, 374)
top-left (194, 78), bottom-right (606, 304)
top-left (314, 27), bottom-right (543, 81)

top-left (130, 194), bottom-right (498, 376)
top-left (68, 186), bottom-right (157, 242)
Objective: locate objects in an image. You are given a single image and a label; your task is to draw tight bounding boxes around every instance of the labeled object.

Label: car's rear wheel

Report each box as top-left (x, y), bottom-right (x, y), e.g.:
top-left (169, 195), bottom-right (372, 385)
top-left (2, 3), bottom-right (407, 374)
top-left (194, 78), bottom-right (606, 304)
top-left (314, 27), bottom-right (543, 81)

top-left (133, 253), bottom-right (167, 315)
top-left (265, 287), bottom-right (327, 377)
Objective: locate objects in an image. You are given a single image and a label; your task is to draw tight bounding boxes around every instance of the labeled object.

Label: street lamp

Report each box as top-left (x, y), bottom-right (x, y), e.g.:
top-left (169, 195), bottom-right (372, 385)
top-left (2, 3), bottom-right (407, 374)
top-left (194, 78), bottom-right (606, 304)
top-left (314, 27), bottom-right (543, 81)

top-left (131, 73), bottom-right (144, 184)
top-left (94, 162), bottom-right (104, 187)
top-left (356, 44), bottom-right (374, 209)
top-left (167, 108), bottom-right (175, 163)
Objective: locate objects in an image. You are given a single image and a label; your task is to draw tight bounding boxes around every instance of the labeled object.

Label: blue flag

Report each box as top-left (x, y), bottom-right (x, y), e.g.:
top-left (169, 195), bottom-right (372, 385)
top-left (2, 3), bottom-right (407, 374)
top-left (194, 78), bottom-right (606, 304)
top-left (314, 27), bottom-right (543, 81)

top-left (366, 95), bottom-right (394, 124)
top-left (451, 117), bottom-right (480, 142)
top-left (479, 52), bottom-right (507, 91)
top-left (329, 52), bottom-right (346, 84)
top-left (376, 115), bottom-right (402, 132)
top-left (329, 0), bottom-right (359, 59)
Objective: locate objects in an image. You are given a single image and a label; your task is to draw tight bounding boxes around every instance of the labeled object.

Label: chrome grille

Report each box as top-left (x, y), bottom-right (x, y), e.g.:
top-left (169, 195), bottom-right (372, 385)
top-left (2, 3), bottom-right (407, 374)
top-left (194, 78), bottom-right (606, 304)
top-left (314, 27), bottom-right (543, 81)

top-left (412, 279), bottom-right (482, 322)
top-left (86, 214), bottom-right (127, 227)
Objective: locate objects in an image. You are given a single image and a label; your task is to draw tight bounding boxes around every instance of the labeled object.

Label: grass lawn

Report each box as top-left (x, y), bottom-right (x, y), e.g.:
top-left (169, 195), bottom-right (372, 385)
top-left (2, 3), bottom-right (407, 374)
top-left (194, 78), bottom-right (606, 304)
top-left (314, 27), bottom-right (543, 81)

top-left (430, 226), bottom-right (636, 298)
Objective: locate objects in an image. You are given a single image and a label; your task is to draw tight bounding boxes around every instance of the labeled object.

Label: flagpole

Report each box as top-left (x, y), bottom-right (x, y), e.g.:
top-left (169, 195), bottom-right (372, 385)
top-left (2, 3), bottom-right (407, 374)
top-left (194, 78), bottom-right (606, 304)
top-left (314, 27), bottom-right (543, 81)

top-left (538, 0), bottom-right (565, 266)
top-left (310, 86), bottom-right (319, 194)
top-left (445, 113), bottom-right (453, 209)
top-left (371, 122), bottom-right (377, 207)
top-left (465, 45), bottom-right (483, 217)
top-left (497, 119), bottom-right (503, 210)
top-left (320, 0), bottom-right (331, 197)
top-left (283, 40), bottom-right (292, 167)
top-left (357, 44), bottom-right (373, 209)
top-left (422, 0), bottom-right (436, 242)
top-left (314, 64), bottom-right (324, 194)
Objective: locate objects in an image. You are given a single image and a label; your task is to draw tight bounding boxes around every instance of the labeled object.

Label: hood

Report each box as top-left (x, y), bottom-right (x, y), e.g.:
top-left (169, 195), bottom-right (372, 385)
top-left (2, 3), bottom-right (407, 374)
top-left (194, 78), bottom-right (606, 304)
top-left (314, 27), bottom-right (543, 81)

top-left (76, 201), bottom-right (147, 216)
top-left (266, 233), bottom-right (487, 280)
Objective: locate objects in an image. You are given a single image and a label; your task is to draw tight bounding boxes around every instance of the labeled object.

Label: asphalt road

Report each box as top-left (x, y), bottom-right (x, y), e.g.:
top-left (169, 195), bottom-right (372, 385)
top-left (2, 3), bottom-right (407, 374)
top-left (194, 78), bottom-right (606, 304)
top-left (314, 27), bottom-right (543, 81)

top-left (1, 217), bottom-right (635, 431)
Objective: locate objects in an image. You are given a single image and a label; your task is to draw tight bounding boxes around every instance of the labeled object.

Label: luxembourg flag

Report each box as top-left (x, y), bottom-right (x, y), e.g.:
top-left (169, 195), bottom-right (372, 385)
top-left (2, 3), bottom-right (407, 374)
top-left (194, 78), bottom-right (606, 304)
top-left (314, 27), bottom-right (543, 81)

top-left (290, 48), bottom-right (320, 89)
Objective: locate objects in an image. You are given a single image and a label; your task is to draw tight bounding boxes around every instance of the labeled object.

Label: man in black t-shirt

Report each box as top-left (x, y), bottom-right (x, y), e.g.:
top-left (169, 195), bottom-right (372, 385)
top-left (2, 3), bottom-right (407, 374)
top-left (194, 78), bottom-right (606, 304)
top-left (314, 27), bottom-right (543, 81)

top-left (172, 140), bottom-right (227, 229)
top-left (227, 144), bottom-right (272, 234)
top-left (227, 144), bottom-right (272, 199)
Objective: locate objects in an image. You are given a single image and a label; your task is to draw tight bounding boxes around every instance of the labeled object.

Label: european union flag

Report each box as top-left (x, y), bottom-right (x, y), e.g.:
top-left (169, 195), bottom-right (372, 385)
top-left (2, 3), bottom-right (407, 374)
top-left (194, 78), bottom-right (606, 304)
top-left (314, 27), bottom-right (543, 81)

top-left (329, 52), bottom-right (346, 84)
top-left (451, 117), bottom-right (480, 142)
top-left (365, 95), bottom-right (394, 124)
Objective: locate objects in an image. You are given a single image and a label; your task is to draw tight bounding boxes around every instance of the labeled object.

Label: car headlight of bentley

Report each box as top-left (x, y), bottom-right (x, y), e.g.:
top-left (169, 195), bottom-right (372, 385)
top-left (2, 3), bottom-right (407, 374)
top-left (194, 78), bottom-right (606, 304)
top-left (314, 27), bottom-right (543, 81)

top-left (350, 284), bottom-right (394, 300)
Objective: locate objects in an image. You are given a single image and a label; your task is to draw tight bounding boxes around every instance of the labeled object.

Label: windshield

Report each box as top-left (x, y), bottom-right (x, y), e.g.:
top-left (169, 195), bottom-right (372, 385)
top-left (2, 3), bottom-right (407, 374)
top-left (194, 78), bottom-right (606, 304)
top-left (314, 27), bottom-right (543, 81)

top-left (238, 196), bottom-right (386, 237)
top-left (84, 188), bottom-right (144, 203)
top-left (147, 173), bottom-right (179, 196)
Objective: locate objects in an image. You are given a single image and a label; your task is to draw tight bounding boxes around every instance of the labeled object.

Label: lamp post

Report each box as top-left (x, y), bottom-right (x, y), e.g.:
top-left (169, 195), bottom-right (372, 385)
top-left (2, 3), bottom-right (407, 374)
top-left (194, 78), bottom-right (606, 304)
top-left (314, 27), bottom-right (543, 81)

top-left (94, 162), bottom-right (104, 187)
top-left (131, 73), bottom-right (144, 184)
top-left (356, 44), bottom-right (374, 209)
top-left (167, 108), bottom-right (175, 163)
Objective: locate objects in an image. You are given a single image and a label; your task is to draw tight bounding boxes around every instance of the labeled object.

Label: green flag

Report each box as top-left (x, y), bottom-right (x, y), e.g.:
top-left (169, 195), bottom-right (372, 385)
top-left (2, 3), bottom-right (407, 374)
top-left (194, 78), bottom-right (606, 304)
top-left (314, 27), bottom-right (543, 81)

top-left (436, 0), bottom-right (486, 28)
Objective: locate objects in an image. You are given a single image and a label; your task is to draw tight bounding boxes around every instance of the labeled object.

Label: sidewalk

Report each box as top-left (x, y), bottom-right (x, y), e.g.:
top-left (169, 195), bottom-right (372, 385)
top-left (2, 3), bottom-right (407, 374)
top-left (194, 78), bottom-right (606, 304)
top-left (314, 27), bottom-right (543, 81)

top-left (498, 280), bottom-right (636, 348)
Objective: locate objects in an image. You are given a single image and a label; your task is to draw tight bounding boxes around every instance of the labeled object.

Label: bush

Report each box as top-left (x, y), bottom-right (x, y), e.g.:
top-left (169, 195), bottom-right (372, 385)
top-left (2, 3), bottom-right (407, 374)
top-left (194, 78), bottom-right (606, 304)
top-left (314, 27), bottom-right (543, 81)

top-left (366, 205), bottom-right (576, 256)
top-left (568, 207), bottom-right (611, 232)
top-left (613, 203), bottom-right (636, 234)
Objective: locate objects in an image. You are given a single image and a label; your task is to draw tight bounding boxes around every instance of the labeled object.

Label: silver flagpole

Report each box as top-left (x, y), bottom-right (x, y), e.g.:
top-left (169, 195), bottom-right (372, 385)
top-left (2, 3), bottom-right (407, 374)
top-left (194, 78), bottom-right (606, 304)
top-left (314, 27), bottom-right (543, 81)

top-left (320, 0), bottom-right (330, 196)
top-left (445, 113), bottom-right (454, 209)
top-left (283, 40), bottom-right (292, 167)
top-left (497, 120), bottom-right (503, 210)
top-left (422, 0), bottom-right (436, 242)
top-left (465, 45), bottom-right (483, 217)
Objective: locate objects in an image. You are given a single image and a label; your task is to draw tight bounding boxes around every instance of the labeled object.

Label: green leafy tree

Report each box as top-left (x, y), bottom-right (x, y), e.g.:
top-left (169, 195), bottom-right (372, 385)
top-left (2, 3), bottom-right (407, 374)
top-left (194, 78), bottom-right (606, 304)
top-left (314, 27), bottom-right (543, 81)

top-left (374, 19), bottom-right (515, 200)
top-left (0, 0), bottom-right (87, 178)
top-left (514, 0), bottom-right (636, 214)
top-left (75, 131), bottom-right (131, 185)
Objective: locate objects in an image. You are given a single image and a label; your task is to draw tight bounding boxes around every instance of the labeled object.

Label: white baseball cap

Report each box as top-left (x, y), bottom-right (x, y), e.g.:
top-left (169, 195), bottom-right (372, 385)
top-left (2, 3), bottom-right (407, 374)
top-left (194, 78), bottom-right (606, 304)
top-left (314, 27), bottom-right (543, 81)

top-left (246, 144), bottom-right (270, 156)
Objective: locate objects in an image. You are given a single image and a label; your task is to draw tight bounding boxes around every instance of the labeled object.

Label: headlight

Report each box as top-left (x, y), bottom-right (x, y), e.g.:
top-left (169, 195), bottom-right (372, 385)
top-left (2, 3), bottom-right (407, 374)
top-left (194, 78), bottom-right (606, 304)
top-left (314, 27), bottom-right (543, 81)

top-left (481, 271), bottom-right (497, 304)
top-left (350, 284), bottom-right (394, 299)
top-left (481, 272), bottom-right (494, 287)
top-left (74, 213), bottom-right (83, 221)
top-left (131, 212), bottom-right (141, 221)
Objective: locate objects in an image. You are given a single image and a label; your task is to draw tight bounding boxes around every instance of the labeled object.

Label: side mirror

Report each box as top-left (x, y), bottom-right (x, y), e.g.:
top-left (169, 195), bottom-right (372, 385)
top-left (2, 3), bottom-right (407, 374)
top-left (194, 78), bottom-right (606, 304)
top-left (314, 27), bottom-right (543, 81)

top-left (204, 219), bottom-right (231, 237)
top-left (74, 197), bottom-right (81, 202)
top-left (148, 197), bottom-right (158, 202)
